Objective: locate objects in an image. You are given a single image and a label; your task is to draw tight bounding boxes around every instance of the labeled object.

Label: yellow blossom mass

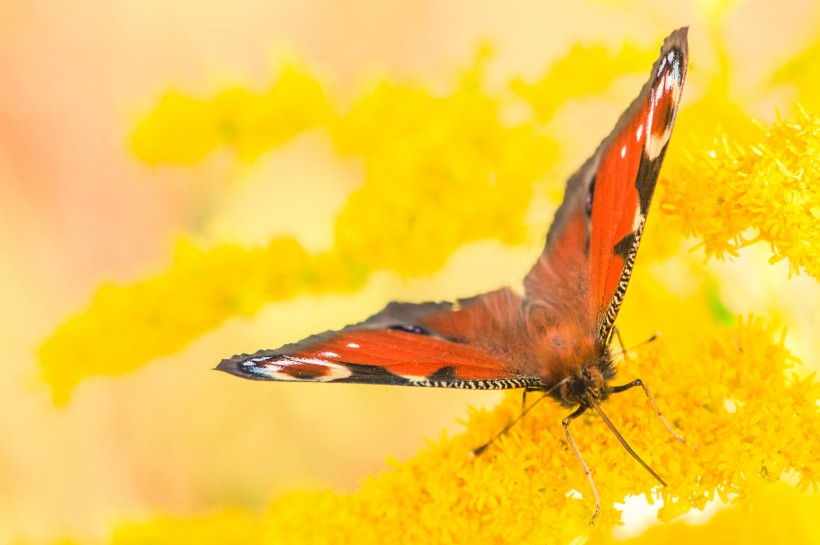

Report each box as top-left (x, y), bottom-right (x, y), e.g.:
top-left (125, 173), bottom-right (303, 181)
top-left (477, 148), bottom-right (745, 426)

top-left (33, 20), bottom-right (820, 545)
top-left (663, 107), bottom-right (820, 278)
top-left (96, 319), bottom-right (820, 545)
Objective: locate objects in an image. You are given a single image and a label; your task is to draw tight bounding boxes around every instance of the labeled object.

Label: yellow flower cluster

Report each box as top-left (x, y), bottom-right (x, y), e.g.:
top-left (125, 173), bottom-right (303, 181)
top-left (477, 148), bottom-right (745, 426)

top-left (110, 509), bottom-right (264, 545)
top-left (97, 318), bottom-right (818, 545)
top-left (662, 107), bottom-right (820, 278)
top-left (511, 41), bottom-right (654, 122)
top-left (131, 64), bottom-right (331, 163)
top-left (34, 26), bottom-right (820, 544)
top-left (42, 47), bottom-right (604, 400)
top-left (257, 318), bottom-right (818, 544)
top-left (588, 482), bottom-right (820, 545)
top-left (39, 240), bottom-right (361, 404)
top-left (331, 55), bottom-right (556, 275)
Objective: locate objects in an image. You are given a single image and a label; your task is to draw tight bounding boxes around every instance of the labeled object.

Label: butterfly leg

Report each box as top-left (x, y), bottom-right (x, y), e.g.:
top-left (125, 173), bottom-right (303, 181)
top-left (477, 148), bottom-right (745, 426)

top-left (521, 385), bottom-right (542, 413)
top-left (562, 405), bottom-right (601, 526)
top-left (610, 379), bottom-right (686, 444)
top-left (472, 391), bottom-right (549, 457)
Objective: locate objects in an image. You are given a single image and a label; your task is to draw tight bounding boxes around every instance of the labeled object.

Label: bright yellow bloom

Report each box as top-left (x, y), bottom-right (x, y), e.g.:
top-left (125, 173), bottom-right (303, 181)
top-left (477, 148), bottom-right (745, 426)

top-left (255, 317), bottom-right (819, 544)
top-left (38, 239), bottom-right (362, 404)
top-left (331, 54), bottom-right (557, 275)
top-left (110, 509), bottom-right (264, 545)
top-left (511, 41), bottom-right (654, 122)
top-left (33, 21), bottom-right (820, 544)
top-left (131, 63), bottom-right (331, 164)
top-left (89, 316), bottom-right (820, 544)
top-left (662, 107), bottom-right (820, 278)
top-left (588, 483), bottom-right (820, 545)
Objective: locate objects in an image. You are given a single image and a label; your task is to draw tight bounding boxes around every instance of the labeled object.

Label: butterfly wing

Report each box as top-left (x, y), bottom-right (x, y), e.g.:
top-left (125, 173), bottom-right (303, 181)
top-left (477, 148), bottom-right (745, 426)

top-left (219, 29), bottom-right (688, 389)
top-left (524, 29), bottom-right (688, 345)
top-left (218, 288), bottom-right (544, 389)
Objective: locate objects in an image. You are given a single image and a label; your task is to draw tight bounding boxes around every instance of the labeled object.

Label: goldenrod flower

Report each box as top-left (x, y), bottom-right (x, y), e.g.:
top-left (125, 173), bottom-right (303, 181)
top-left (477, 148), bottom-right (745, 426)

top-left (35, 26), bottom-right (820, 545)
top-left (111, 510), bottom-right (264, 545)
top-left (588, 483), bottom-right (820, 545)
top-left (663, 107), bottom-right (820, 278)
top-left (511, 41), bottom-right (654, 122)
top-left (131, 64), bottom-right (331, 164)
top-left (99, 318), bottom-right (820, 544)
top-left (255, 318), bottom-right (819, 543)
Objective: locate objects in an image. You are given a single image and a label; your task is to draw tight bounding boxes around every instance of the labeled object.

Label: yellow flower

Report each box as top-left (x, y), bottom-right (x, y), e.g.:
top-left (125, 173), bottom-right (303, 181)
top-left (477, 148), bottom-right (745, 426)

top-left (38, 238), bottom-right (361, 404)
top-left (131, 63), bottom-right (331, 164)
top-left (110, 509), bottom-right (264, 545)
top-left (588, 483), bottom-right (820, 545)
top-left (330, 61), bottom-right (557, 275)
top-left (662, 107), bottom-right (820, 278)
top-left (511, 41), bottom-right (654, 122)
top-left (82, 317), bottom-right (820, 545)
top-left (34, 24), bottom-right (820, 545)
top-left (256, 317), bottom-right (819, 544)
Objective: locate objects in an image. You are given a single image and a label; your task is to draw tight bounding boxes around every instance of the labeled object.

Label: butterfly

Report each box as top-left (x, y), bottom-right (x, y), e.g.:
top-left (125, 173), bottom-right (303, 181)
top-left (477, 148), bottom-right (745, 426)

top-left (218, 28), bottom-right (689, 524)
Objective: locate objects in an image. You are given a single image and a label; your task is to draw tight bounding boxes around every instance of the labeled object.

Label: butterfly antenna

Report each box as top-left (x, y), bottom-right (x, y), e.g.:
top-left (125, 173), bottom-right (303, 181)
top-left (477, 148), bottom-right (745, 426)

top-left (609, 331), bottom-right (660, 360)
top-left (586, 396), bottom-right (666, 486)
top-left (471, 393), bottom-right (549, 456)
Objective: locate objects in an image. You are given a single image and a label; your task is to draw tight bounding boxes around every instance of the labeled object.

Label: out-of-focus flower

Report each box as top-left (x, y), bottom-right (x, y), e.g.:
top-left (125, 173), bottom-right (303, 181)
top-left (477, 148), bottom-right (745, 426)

top-left (772, 32), bottom-right (820, 111)
top-left (588, 483), bottom-right (820, 545)
top-left (511, 42), bottom-right (654, 122)
top-left (131, 64), bottom-right (332, 164)
top-left (111, 510), bottom-right (264, 545)
top-left (100, 317), bottom-right (820, 544)
top-left (39, 238), bottom-right (364, 404)
top-left (33, 19), bottom-right (820, 545)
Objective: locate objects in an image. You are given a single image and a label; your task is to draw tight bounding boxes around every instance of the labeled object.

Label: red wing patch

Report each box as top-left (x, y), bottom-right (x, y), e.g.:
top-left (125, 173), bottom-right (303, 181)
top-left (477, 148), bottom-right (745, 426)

top-left (218, 289), bottom-right (543, 389)
top-left (218, 329), bottom-right (541, 389)
top-left (589, 34), bottom-right (687, 341)
top-left (523, 31), bottom-right (687, 348)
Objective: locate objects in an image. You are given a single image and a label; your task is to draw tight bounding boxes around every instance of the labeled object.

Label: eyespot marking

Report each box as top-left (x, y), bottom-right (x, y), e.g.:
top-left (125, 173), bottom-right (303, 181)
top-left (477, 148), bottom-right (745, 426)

top-left (389, 324), bottom-right (430, 335)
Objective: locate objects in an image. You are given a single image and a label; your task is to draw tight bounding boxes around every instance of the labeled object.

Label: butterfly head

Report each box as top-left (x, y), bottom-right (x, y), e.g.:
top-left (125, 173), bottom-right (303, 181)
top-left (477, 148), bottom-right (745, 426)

top-left (553, 355), bottom-right (617, 408)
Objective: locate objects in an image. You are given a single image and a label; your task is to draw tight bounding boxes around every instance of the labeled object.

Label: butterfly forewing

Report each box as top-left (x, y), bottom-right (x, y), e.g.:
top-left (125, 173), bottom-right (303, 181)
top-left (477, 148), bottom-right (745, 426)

top-left (525, 29), bottom-right (688, 345)
top-left (589, 31), bottom-right (687, 343)
top-left (218, 291), bottom-right (542, 389)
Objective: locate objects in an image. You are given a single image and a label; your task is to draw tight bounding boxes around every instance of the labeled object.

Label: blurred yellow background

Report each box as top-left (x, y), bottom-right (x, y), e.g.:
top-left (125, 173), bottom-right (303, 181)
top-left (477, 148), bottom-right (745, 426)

top-left (1, 0), bottom-right (818, 543)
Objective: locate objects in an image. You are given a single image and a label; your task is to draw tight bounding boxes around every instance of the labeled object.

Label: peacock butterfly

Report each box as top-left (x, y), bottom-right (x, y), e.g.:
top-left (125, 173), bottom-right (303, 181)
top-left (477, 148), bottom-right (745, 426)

top-left (218, 28), bottom-right (689, 524)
